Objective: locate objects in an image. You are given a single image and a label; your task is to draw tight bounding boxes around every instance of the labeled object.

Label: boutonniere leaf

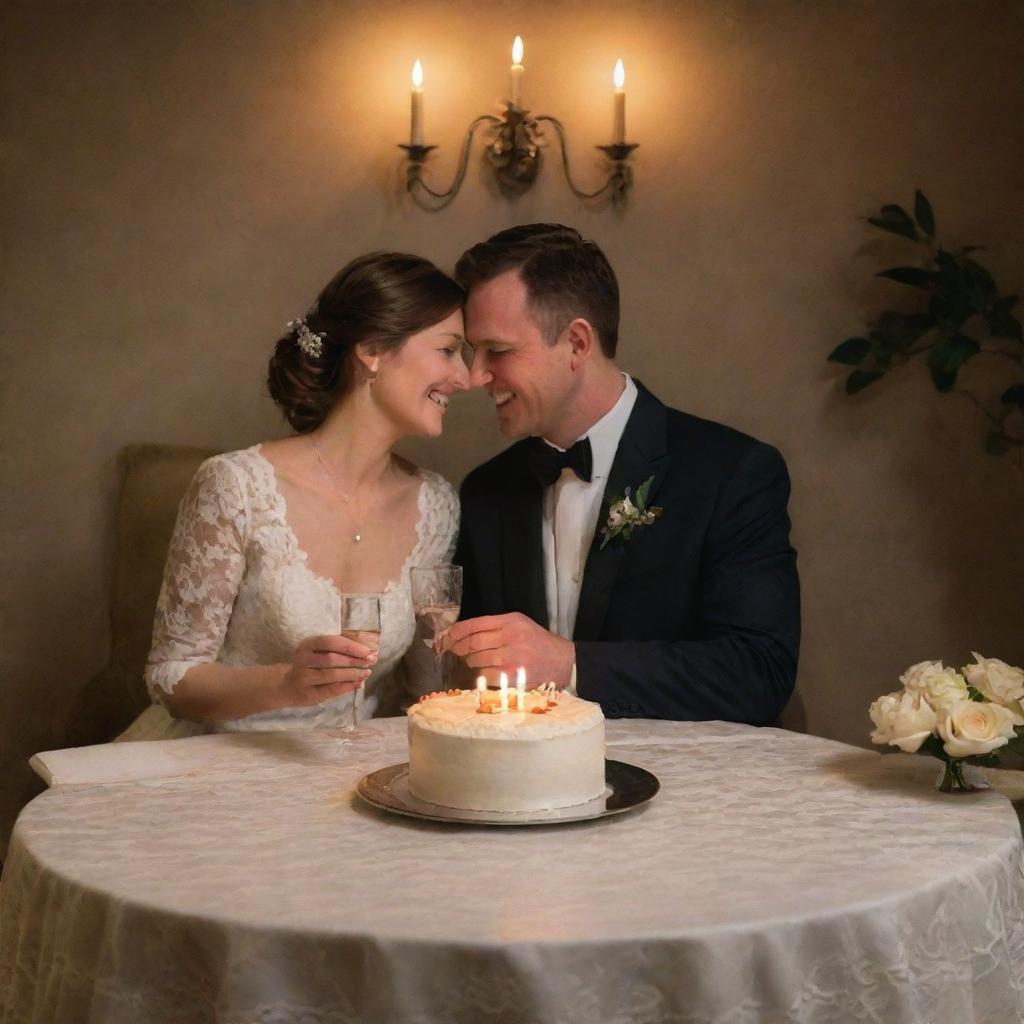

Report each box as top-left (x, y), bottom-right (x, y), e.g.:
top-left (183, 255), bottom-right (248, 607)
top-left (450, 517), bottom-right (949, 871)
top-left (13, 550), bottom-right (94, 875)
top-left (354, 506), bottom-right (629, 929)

top-left (599, 475), bottom-right (664, 549)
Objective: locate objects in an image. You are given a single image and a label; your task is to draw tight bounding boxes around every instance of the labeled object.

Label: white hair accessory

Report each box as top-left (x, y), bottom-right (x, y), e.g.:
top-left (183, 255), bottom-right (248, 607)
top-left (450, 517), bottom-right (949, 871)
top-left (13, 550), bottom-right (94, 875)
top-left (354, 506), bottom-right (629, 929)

top-left (288, 318), bottom-right (325, 359)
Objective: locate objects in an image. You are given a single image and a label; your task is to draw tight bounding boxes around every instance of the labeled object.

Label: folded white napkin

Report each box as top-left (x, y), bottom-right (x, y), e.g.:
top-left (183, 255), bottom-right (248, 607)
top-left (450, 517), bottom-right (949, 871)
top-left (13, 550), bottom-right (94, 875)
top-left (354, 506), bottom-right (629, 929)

top-left (30, 729), bottom-right (351, 788)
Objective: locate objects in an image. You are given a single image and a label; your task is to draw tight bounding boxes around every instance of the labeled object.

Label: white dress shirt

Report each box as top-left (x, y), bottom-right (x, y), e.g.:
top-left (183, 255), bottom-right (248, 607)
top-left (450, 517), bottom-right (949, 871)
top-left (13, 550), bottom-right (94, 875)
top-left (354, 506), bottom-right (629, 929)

top-left (541, 375), bottom-right (638, 656)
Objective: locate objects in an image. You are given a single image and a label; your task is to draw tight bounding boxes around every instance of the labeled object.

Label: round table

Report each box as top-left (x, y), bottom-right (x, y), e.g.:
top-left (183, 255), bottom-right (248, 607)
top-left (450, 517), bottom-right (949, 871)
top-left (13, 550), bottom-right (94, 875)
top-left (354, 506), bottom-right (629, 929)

top-left (2, 719), bottom-right (1023, 1024)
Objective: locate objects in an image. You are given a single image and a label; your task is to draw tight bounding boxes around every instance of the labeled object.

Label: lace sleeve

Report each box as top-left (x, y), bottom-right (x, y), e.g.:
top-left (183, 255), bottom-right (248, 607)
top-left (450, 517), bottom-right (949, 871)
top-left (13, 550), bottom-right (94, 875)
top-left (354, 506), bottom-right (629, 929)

top-left (144, 456), bottom-right (249, 699)
top-left (419, 471), bottom-right (459, 565)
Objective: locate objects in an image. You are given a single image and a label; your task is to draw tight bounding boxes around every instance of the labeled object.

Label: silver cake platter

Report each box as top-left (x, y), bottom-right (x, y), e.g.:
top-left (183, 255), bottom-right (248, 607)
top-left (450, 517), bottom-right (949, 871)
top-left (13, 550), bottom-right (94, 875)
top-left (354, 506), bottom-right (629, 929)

top-left (356, 759), bottom-right (659, 826)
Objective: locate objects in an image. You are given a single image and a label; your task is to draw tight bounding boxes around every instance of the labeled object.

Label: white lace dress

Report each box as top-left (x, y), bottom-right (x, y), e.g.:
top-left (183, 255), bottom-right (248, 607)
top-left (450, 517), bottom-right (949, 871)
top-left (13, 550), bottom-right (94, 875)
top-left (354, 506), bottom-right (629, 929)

top-left (119, 445), bottom-right (458, 741)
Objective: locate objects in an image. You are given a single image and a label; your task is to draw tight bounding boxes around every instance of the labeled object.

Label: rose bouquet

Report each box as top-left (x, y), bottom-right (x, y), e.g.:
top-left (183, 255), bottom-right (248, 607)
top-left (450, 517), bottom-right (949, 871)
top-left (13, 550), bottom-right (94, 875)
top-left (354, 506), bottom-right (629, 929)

top-left (869, 653), bottom-right (1024, 791)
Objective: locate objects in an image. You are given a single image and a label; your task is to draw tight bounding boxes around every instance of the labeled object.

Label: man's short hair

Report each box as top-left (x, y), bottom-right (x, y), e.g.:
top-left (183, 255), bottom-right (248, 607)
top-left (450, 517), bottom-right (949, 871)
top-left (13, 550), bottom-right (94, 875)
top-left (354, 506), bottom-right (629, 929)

top-left (454, 224), bottom-right (619, 358)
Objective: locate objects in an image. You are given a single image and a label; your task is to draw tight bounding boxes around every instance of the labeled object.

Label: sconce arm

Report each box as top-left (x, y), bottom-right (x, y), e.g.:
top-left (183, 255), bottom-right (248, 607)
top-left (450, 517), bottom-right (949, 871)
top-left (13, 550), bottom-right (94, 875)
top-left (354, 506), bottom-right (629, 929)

top-left (405, 115), bottom-right (503, 209)
top-left (535, 115), bottom-right (619, 201)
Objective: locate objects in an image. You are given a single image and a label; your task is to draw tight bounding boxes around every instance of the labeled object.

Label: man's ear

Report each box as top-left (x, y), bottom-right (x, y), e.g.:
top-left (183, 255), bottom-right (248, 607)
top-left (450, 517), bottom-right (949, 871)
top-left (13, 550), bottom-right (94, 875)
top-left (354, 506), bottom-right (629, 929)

top-left (566, 318), bottom-right (597, 371)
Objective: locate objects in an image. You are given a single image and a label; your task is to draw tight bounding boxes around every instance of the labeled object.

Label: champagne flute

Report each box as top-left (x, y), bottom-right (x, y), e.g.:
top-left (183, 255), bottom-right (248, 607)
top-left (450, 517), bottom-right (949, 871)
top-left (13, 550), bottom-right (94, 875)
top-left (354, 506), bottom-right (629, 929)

top-left (339, 594), bottom-right (382, 730)
top-left (411, 565), bottom-right (462, 688)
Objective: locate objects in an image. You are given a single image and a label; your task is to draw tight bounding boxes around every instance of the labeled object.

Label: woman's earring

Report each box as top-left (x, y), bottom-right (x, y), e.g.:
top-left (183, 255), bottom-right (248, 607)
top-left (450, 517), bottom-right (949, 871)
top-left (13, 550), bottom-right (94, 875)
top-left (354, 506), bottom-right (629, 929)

top-left (367, 368), bottom-right (378, 386)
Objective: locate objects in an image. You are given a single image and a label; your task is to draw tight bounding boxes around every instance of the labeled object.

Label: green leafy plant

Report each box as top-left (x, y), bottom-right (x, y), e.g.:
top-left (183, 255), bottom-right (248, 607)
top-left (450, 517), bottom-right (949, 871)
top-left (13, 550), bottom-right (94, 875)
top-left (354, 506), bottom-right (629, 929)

top-left (828, 191), bottom-right (1024, 454)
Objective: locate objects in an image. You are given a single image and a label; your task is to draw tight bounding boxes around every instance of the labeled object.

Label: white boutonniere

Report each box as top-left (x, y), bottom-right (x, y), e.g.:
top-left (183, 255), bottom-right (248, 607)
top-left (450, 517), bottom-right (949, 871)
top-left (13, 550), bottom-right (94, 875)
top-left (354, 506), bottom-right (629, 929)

top-left (599, 475), bottom-right (664, 549)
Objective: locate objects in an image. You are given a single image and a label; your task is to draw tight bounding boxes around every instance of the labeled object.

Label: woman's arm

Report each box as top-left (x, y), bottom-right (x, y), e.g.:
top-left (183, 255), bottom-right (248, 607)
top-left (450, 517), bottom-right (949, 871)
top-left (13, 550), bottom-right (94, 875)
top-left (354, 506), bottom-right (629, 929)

top-left (145, 457), bottom-right (374, 723)
top-left (165, 638), bottom-right (374, 722)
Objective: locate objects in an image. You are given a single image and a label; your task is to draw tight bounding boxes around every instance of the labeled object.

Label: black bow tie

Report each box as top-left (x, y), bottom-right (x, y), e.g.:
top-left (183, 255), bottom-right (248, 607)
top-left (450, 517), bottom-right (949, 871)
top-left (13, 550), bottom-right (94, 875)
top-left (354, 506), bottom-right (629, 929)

top-left (526, 436), bottom-right (593, 488)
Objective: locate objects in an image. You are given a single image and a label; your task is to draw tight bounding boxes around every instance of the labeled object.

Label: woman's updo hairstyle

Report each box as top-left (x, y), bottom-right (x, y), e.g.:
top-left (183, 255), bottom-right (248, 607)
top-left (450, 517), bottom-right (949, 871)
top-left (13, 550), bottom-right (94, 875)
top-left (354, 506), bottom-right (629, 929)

top-left (268, 252), bottom-right (464, 433)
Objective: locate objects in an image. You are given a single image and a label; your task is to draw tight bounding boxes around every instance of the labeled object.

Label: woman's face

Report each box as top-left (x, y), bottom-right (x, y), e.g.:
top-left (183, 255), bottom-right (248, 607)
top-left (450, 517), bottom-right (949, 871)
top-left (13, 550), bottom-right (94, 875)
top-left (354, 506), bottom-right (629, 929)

top-left (372, 308), bottom-right (469, 438)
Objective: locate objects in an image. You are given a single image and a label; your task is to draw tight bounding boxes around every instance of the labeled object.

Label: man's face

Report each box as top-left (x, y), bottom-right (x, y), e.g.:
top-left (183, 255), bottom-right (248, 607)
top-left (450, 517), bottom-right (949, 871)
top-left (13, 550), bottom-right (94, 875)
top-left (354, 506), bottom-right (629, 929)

top-left (464, 269), bottom-right (575, 440)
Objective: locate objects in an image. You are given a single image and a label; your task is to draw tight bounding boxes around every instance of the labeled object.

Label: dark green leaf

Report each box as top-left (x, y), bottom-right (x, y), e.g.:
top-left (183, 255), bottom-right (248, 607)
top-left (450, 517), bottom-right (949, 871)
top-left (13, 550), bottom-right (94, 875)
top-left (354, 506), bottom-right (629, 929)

top-left (871, 311), bottom-right (935, 352)
top-left (1001, 384), bottom-right (1024, 410)
top-left (985, 430), bottom-right (1011, 455)
top-left (966, 684), bottom-right (986, 702)
top-left (927, 332), bottom-right (980, 391)
top-left (846, 369), bottom-right (884, 394)
top-left (866, 204), bottom-right (919, 241)
top-left (828, 337), bottom-right (870, 365)
top-left (986, 310), bottom-right (1023, 341)
top-left (962, 257), bottom-right (995, 290)
top-left (1004, 734), bottom-right (1024, 755)
top-left (913, 190), bottom-right (935, 237)
top-left (876, 267), bottom-right (935, 289)
top-left (634, 476), bottom-right (653, 509)
top-left (933, 250), bottom-right (968, 290)
top-left (919, 734), bottom-right (947, 760)
top-left (928, 291), bottom-right (970, 333)
top-left (962, 257), bottom-right (997, 312)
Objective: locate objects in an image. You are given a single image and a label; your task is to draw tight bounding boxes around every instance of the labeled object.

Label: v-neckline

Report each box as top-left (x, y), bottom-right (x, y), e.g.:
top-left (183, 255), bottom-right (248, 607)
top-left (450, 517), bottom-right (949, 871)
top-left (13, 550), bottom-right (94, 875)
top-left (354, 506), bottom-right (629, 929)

top-left (249, 444), bottom-right (428, 598)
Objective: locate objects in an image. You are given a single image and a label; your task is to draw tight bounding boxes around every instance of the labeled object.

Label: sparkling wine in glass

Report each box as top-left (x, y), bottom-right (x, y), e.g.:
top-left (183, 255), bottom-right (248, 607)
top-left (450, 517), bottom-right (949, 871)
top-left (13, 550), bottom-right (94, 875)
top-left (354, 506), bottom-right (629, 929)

top-left (411, 565), bottom-right (462, 687)
top-left (339, 594), bottom-right (382, 730)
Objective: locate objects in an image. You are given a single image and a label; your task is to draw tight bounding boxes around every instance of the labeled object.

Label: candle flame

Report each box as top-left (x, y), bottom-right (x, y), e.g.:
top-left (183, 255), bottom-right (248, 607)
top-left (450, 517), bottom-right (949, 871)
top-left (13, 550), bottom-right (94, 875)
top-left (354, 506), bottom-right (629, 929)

top-left (512, 35), bottom-right (524, 65)
top-left (614, 59), bottom-right (625, 89)
top-left (412, 59), bottom-right (423, 89)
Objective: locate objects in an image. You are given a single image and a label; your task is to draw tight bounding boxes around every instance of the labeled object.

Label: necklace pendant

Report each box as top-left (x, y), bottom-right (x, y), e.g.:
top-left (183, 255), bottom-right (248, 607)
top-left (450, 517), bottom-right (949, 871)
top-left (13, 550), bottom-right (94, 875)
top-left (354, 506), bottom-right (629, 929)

top-left (353, 533), bottom-right (361, 543)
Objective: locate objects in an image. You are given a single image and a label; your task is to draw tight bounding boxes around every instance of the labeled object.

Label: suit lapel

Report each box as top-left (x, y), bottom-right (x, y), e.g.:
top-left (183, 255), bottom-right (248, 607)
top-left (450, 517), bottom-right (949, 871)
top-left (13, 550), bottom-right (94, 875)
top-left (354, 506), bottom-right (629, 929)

top-left (573, 381), bottom-right (672, 641)
top-left (500, 456), bottom-right (549, 627)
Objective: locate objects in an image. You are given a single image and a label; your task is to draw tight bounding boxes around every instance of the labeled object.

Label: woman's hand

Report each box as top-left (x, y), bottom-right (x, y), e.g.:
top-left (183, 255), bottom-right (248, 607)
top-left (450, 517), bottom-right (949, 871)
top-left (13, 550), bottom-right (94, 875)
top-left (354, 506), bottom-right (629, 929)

top-left (278, 634), bottom-right (378, 709)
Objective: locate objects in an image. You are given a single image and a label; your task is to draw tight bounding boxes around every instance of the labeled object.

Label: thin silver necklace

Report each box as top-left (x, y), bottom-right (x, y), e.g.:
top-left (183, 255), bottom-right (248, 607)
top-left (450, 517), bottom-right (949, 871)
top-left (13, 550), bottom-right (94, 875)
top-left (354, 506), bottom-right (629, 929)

top-left (310, 433), bottom-right (369, 543)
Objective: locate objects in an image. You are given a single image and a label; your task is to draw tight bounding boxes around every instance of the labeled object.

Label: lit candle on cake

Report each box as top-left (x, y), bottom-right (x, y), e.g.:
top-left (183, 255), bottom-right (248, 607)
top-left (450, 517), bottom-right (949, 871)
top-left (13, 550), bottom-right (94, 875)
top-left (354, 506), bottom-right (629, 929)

top-left (410, 59), bottom-right (424, 146)
top-left (510, 36), bottom-right (524, 107)
top-left (516, 667), bottom-right (526, 713)
top-left (476, 675), bottom-right (487, 709)
top-left (499, 671), bottom-right (509, 712)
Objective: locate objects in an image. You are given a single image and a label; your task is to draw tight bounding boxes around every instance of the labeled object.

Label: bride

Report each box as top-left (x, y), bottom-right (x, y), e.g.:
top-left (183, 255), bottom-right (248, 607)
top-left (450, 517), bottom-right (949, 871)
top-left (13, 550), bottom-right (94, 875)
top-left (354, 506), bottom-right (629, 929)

top-left (121, 252), bottom-right (468, 740)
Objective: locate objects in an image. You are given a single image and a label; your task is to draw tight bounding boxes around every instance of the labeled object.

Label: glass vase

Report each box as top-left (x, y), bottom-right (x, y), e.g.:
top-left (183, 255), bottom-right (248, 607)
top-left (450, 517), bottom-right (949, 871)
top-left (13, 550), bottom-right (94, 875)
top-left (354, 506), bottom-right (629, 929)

top-left (935, 758), bottom-right (976, 793)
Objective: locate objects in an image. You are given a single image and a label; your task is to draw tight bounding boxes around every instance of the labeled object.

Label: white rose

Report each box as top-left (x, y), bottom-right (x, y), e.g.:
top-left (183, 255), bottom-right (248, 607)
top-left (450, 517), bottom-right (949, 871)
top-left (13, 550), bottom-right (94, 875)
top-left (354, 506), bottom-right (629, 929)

top-left (869, 690), bottom-right (937, 753)
top-left (899, 660), bottom-right (969, 711)
top-left (963, 652), bottom-right (1024, 723)
top-left (937, 699), bottom-right (1018, 759)
top-left (607, 509), bottom-right (624, 528)
top-left (900, 659), bottom-right (943, 690)
top-left (621, 496), bottom-right (638, 518)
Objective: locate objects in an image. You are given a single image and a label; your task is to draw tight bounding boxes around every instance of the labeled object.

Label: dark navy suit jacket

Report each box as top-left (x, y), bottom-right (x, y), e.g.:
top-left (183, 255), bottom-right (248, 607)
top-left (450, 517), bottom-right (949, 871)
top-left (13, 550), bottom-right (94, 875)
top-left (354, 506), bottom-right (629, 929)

top-left (455, 380), bottom-right (801, 724)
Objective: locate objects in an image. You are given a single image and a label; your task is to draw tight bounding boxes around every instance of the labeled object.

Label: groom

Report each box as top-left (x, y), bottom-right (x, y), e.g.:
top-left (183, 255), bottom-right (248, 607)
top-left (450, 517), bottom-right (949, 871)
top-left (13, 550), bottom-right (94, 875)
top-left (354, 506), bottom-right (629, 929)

top-left (445, 224), bottom-right (800, 724)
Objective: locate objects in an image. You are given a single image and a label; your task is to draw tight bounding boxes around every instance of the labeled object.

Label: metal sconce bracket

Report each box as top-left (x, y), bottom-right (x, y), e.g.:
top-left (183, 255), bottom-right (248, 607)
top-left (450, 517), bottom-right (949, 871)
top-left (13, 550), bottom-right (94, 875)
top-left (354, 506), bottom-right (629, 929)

top-left (400, 104), bottom-right (638, 211)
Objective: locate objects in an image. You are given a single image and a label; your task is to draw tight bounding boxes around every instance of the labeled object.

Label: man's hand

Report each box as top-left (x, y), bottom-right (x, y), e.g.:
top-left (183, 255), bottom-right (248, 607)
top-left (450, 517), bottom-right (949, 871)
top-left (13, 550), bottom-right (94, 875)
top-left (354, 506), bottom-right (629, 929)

top-left (441, 613), bottom-right (575, 688)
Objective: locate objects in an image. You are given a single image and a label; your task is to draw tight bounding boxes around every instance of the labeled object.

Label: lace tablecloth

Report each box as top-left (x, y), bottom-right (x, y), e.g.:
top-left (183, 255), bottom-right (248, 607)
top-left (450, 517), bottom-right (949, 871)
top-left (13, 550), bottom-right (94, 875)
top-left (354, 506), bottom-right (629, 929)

top-left (2, 720), bottom-right (1023, 1024)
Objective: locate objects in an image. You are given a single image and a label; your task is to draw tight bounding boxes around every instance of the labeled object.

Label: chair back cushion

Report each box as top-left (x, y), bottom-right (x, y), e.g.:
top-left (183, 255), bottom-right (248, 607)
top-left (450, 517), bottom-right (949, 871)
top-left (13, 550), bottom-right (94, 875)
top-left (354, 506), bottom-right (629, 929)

top-left (67, 444), bottom-right (215, 744)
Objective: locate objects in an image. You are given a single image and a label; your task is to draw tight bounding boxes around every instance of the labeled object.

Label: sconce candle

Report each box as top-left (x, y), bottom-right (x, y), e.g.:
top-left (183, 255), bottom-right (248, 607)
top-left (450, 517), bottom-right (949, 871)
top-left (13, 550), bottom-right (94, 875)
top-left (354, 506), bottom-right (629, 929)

top-left (510, 36), bottom-right (524, 107)
top-left (410, 59), bottom-right (424, 146)
top-left (613, 59), bottom-right (625, 145)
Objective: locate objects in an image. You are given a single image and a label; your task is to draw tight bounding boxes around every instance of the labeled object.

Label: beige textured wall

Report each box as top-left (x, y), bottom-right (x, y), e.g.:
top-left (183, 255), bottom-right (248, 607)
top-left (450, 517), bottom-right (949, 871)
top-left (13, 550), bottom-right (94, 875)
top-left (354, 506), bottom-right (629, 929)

top-left (3, 0), bottom-right (1023, 850)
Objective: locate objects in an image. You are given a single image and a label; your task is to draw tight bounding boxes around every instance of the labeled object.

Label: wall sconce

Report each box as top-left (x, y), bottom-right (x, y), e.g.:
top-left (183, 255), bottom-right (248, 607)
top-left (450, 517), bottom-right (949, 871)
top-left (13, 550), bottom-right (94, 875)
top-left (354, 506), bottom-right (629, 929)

top-left (399, 38), bottom-right (639, 211)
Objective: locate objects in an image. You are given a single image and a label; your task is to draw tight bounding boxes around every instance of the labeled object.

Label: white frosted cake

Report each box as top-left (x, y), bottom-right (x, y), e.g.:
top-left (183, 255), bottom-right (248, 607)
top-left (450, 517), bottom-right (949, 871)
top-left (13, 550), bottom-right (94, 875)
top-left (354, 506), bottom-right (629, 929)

top-left (406, 687), bottom-right (606, 812)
